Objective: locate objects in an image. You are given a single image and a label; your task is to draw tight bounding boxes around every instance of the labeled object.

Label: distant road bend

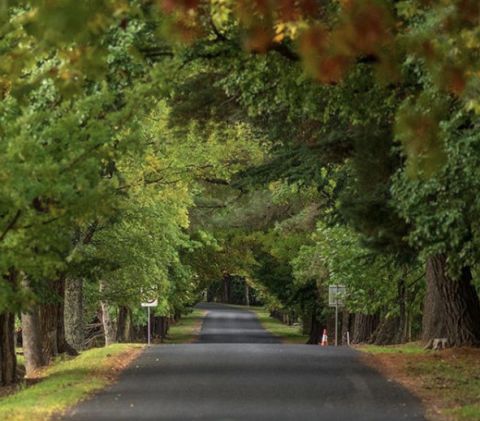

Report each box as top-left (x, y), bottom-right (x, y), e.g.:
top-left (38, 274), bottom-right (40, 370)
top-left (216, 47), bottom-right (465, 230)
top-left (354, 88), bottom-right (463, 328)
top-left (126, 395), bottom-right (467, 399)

top-left (68, 302), bottom-right (426, 420)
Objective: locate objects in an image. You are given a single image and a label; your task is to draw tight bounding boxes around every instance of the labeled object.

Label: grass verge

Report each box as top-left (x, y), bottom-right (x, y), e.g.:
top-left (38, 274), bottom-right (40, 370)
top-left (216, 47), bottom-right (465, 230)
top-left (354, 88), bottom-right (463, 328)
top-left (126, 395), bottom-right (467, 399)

top-left (245, 306), bottom-right (309, 344)
top-left (0, 344), bottom-right (143, 421)
top-left (358, 343), bottom-right (480, 421)
top-left (164, 308), bottom-right (206, 344)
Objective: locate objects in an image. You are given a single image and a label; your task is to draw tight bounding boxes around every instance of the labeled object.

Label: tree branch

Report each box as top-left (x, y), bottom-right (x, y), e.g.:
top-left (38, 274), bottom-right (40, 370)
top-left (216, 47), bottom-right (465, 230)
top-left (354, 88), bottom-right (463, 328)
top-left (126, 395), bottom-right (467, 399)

top-left (0, 210), bottom-right (21, 242)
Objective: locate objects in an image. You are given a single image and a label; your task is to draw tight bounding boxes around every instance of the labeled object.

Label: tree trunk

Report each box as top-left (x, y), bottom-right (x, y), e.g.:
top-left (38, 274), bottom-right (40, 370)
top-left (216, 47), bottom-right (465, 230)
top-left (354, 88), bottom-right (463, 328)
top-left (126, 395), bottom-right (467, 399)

top-left (20, 275), bottom-right (46, 375)
top-left (21, 307), bottom-right (45, 376)
top-left (427, 254), bottom-right (480, 347)
top-left (307, 306), bottom-right (322, 345)
top-left (302, 311), bottom-right (312, 335)
top-left (397, 277), bottom-right (408, 343)
top-left (352, 313), bottom-right (377, 343)
top-left (370, 316), bottom-right (401, 345)
top-left (222, 274), bottom-right (230, 303)
top-left (159, 317), bottom-right (167, 343)
top-left (371, 275), bottom-right (409, 345)
top-left (422, 257), bottom-right (448, 347)
top-left (64, 277), bottom-right (84, 351)
top-left (53, 277), bottom-right (76, 355)
top-left (39, 279), bottom-right (67, 360)
top-left (245, 283), bottom-right (250, 307)
top-left (99, 281), bottom-right (116, 346)
top-left (0, 312), bottom-right (17, 386)
top-left (116, 306), bottom-right (131, 343)
top-left (100, 302), bottom-right (116, 346)
top-left (341, 311), bottom-right (353, 345)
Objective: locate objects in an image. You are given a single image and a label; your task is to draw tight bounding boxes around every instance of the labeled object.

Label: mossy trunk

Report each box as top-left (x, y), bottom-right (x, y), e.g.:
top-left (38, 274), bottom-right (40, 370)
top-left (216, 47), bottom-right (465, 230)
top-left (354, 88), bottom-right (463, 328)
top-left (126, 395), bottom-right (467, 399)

top-left (21, 306), bottom-right (46, 376)
top-left (64, 277), bottom-right (84, 351)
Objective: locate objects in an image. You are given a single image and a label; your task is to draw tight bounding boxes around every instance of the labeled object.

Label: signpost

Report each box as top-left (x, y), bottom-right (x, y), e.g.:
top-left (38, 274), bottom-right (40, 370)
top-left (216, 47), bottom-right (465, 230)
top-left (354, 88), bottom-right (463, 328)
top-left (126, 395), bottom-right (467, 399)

top-left (141, 298), bottom-right (158, 346)
top-left (328, 285), bottom-right (346, 346)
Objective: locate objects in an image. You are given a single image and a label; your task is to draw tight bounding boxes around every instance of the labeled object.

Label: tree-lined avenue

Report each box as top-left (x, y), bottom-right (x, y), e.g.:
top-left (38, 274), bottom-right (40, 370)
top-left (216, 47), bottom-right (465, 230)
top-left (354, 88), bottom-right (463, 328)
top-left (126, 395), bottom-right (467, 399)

top-left (67, 303), bottom-right (425, 421)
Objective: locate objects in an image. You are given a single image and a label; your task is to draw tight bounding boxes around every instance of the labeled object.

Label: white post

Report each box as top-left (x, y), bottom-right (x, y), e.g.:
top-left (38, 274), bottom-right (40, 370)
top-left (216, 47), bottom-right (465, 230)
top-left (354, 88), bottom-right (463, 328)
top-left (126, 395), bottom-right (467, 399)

top-left (335, 304), bottom-right (338, 347)
top-left (147, 306), bottom-right (151, 347)
top-left (347, 331), bottom-right (350, 346)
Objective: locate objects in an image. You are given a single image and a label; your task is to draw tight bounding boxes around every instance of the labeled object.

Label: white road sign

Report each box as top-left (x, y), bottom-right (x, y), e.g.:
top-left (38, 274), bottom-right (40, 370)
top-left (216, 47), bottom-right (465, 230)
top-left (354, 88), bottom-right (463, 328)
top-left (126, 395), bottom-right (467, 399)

top-left (141, 298), bottom-right (158, 307)
top-left (328, 285), bottom-right (346, 307)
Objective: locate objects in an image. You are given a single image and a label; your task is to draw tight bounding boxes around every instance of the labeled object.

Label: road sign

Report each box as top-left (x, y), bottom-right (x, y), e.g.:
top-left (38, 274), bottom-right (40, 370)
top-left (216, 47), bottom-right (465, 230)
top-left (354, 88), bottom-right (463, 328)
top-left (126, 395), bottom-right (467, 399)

top-left (141, 298), bottom-right (158, 347)
top-left (328, 285), bottom-right (346, 347)
top-left (141, 298), bottom-right (158, 307)
top-left (328, 285), bottom-right (346, 307)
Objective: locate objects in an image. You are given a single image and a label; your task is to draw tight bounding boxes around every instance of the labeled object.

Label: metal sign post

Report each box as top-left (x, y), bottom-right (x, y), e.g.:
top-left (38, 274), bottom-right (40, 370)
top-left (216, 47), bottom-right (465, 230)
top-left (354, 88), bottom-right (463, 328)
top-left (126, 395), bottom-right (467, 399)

top-left (141, 298), bottom-right (158, 347)
top-left (335, 303), bottom-right (338, 347)
top-left (147, 307), bottom-right (151, 346)
top-left (328, 285), bottom-right (346, 347)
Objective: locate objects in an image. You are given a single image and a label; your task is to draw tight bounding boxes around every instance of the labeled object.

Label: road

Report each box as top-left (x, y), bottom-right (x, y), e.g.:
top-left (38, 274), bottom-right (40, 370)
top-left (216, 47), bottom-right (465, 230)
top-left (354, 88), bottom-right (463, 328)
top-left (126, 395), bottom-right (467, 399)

top-left (67, 303), bottom-right (425, 420)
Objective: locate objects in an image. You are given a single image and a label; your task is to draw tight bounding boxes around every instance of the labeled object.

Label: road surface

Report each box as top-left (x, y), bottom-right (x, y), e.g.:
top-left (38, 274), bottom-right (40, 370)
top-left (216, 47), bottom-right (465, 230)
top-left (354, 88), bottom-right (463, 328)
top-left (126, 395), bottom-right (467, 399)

top-left (67, 303), bottom-right (425, 420)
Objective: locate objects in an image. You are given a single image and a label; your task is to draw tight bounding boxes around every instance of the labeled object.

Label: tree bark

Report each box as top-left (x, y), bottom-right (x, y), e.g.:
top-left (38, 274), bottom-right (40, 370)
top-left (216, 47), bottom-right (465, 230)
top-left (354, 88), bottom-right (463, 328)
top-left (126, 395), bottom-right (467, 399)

top-left (39, 278), bottom-right (68, 360)
top-left (352, 314), bottom-right (378, 344)
top-left (222, 274), bottom-right (230, 303)
top-left (427, 254), bottom-right (480, 347)
top-left (100, 281), bottom-right (116, 346)
top-left (0, 312), bottom-right (16, 386)
top-left (307, 305), bottom-right (322, 345)
top-left (116, 306), bottom-right (131, 343)
top-left (341, 311), bottom-right (353, 345)
top-left (21, 306), bottom-right (45, 376)
top-left (64, 277), bottom-right (84, 351)
top-left (20, 275), bottom-right (46, 375)
top-left (370, 315), bottom-right (402, 345)
top-left (159, 316), bottom-right (167, 343)
top-left (371, 275), bottom-right (409, 345)
top-left (422, 257), bottom-right (448, 347)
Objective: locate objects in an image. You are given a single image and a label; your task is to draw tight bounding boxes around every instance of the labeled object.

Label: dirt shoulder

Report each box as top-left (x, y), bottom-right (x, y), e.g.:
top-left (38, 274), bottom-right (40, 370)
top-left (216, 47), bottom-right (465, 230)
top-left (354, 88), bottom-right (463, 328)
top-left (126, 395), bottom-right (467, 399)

top-left (358, 344), bottom-right (480, 421)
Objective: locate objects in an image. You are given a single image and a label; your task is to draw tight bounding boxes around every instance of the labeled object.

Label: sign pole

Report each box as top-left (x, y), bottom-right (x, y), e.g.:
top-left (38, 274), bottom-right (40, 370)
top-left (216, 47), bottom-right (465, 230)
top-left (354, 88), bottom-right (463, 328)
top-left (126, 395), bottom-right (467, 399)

top-left (147, 306), bottom-right (151, 347)
top-left (335, 302), bottom-right (338, 347)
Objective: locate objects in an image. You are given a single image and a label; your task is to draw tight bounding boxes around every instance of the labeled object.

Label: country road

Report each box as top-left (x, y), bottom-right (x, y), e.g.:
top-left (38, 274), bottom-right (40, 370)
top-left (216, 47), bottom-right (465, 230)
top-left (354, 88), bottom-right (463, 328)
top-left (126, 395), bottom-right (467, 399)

top-left (67, 303), bottom-right (425, 420)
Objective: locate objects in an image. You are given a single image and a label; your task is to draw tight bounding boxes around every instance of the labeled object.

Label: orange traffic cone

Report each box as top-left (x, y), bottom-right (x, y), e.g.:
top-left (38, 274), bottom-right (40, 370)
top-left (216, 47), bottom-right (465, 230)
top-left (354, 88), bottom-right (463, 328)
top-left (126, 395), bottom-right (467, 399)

top-left (321, 329), bottom-right (328, 346)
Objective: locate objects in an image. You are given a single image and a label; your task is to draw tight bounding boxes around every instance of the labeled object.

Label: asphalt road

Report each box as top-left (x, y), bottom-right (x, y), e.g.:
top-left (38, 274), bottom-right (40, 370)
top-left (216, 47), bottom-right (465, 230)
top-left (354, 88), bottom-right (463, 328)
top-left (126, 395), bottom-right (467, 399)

top-left (67, 303), bottom-right (425, 421)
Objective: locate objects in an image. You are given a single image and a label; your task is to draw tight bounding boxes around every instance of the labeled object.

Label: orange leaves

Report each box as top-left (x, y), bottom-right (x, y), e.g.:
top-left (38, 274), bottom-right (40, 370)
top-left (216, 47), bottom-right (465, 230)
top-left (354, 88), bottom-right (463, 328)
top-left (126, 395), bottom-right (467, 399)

top-left (159, 0), bottom-right (204, 43)
top-left (457, 0), bottom-right (480, 25)
top-left (338, 0), bottom-right (393, 56)
top-left (396, 97), bottom-right (447, 178)
top-left (157, 0), bottom-right (473, 97)
top-left (243, 25), bottom-right (273, 53)
top-left (299, 25), bottom-right (350, 83)
top-left (297, 1), bottom-right (393, 83)
top-left (160, 0), bottom-right (201, 13)
top-left (444, 66), bottom-right (467, 96)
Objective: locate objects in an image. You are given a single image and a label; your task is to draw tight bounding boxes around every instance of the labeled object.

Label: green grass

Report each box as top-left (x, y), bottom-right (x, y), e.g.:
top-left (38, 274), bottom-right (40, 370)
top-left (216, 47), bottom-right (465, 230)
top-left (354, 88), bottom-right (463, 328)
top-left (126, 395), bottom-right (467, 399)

top-left (0, 344), bottom-right (143, 421)
top-left (15, 349), bottom-right (25, 368)
top-left (453, 404), bottom-right (480, 421)
top-left (356, 342), bottom-right (426, 355)
top-left (242, 306), bottom-right (309, 344)
top-left (164, 308), bottom-right (206, 344)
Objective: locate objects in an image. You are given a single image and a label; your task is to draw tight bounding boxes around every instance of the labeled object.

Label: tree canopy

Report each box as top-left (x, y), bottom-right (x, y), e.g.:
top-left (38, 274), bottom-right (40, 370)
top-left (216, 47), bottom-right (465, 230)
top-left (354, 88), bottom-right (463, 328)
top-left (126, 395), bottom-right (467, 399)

top-left (1, 0), bottom-right (480, 386)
